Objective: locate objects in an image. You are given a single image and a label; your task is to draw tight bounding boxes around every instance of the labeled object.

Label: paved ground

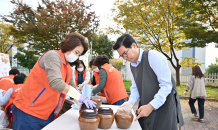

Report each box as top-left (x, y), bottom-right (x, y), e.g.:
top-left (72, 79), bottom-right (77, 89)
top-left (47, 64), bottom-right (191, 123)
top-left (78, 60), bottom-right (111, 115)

top-left (133, 99), bottom-right (218, 130)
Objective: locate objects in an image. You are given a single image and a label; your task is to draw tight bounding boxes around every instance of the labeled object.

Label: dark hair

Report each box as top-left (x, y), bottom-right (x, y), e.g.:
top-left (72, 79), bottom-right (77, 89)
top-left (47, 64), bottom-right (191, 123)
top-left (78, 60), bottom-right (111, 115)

top-left (192, 66), bottom-right (204, 79)
top-left (9, 69), bottom-right (20, 76)
top-left (20, 73), bottom-right (26, 78)
top-left (75, 60), bottom-right (86, 70)
top-left (93, 55), bottom-right (109, 69)
top-left (13, 75), bottom-right (24, 84)
top-left (88, 58), bottom-right (95, 68)
top-left (113, 34), bottom-right (137, 50)
top-left (60, 32), bottom-right (88, 55)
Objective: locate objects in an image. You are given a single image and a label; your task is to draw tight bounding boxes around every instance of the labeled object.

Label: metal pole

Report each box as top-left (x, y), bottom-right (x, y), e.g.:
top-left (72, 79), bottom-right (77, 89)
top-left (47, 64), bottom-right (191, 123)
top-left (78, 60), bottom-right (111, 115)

top-left (90, 34), bottom-right (93, 60)
top-left (90, 39), bottom-right (92, 60)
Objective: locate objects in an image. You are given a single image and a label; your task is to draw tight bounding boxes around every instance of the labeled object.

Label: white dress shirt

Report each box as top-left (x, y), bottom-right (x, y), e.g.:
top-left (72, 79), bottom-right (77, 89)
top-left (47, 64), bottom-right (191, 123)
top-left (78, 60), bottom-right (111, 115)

top-left (128, 49), bottom-right (173, 109)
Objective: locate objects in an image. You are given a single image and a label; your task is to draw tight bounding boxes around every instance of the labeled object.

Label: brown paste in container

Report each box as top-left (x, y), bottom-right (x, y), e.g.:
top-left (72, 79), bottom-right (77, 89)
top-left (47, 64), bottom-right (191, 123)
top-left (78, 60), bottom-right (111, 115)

top-left (78, 109), bottom-right (100, 130)
top-left (91, 96), bottom-right (102, 109)
top-left (79, 103), bottom-right (96, 115)
top-left (115, 110), bottom-right (133, 129)
top-left (98, 107), bottom-right (114, 129)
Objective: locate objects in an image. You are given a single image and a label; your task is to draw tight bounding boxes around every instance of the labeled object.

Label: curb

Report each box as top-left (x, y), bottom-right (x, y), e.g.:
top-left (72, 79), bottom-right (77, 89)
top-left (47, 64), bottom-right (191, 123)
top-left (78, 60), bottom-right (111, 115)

top-left (179, 96), bottom-right (218, 101)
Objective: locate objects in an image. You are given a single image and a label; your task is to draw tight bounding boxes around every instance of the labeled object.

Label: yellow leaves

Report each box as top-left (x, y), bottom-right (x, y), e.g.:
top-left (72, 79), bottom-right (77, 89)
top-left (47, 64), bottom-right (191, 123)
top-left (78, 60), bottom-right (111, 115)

top-left (0, 21), bottom-right (24, 54)
top-left (180, 57), bottom-right (203, 70)
top-left (110, 59), bottom-right (123, 71)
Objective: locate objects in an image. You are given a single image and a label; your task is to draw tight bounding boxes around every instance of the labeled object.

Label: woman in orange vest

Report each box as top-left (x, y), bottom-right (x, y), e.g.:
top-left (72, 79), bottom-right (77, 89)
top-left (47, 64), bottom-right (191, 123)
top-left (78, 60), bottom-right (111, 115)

top-left (89, 58), bottom-right (105, 97)
top-left (73, 60), bottom-right (91, 91)
top-left (91, 55), bottom-right (128, 105)
top-left (12, 32), bottom-right (96, 130)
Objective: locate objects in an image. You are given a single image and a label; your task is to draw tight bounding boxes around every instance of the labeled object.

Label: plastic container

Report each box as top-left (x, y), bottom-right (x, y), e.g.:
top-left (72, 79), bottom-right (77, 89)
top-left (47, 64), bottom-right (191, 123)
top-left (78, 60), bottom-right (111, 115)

top-left (78, 109), bottom-right (100, 130)
top-left (98, 107), bottom-right (114, 129)
top-left (91, 96), bottom-right (102, 109)
top-left (115, 110), bottom-right (133, 129)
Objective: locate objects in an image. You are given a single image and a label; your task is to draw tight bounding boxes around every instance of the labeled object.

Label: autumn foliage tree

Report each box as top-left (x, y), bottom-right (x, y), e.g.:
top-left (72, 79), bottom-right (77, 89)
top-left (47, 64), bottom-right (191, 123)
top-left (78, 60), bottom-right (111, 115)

top-left (1, 0), bottom-right (99, 56)
top-left (110, 59), bottom-right (123, 71)
top-left (111, 0), bottom-right (203, 85)
top-left (178, 0), bottom-right (218, 47)
top-left (0, 20), bottom-right (23, 54)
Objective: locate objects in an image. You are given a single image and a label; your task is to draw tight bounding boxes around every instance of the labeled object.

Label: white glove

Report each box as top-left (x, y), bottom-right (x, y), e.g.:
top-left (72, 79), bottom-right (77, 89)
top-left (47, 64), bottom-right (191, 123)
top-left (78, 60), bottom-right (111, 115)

top-left (73, 99), bottom-right (82, 106)
top-left (99, 96), bottom-right (108, 103)
top-left (119, 101), bottom-right (133, 112)
top-left (66, 86), bottom-right (81, 100)
top-left (184, 91), bottom-right (188, 96)
top-left (78, 83), bottom-right (84, 91)
top-left (92, 84), bottom-right (98, 90)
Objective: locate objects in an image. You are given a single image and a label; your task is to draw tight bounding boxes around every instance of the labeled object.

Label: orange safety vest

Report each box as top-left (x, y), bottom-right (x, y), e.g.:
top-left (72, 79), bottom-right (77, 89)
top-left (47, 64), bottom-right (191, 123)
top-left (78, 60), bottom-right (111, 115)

top-left (94, 72), bottom-right (99, 84)
top-left (0, 75), bottom-right (14, 91)
top-left (94, 71), bottom-right (105, 97)
top-left (74, 69), bottom-right (91, 86)
top-left (13, 50), bottom-right (72, 120)
top-left (4, 84), bottom-right (23, 114)
top-left (101, 63), bottom-right (128, 105)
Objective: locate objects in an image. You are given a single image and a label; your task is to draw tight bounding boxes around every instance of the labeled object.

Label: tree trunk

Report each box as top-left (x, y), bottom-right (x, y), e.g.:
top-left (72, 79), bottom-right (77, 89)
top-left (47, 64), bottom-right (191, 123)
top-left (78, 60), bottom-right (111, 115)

top-left (175, 67), bottom-right (180, 86)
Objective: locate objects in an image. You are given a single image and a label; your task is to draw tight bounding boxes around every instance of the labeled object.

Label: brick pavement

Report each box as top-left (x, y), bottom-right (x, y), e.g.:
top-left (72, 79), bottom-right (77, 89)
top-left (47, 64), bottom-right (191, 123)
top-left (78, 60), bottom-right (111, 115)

top-left (133, 99), bottom-right (218, 130)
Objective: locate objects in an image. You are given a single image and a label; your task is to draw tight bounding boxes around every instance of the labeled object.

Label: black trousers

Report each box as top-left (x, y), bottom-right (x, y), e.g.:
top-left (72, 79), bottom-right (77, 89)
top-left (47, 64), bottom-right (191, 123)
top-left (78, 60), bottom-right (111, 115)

top-left (188, 97), bottom-right (205, 119)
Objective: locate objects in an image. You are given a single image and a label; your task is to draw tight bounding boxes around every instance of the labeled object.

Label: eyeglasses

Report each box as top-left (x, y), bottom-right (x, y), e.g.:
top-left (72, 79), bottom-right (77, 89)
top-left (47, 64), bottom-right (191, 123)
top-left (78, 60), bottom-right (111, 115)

top-left (119, 48), bottom-right (129, 58)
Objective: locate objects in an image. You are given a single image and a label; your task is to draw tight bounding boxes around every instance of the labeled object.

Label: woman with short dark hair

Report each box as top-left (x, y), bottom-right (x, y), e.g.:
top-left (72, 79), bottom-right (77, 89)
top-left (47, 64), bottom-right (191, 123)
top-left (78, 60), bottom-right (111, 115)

top-left (12, 32), bottom-right (96, 130)
top-left (184, 66), bottom-right (207, 123)
top-left (92, 55), bottom-right (128, 105)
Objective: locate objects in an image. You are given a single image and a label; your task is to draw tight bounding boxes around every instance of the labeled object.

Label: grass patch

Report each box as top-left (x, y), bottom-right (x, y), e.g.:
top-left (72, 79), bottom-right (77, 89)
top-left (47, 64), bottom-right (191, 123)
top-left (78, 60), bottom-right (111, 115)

top-left (124, 81), bottom-right (218, 99)
top-left (124, 80), bottom-right (131, 92)
top-left (177, 85), bottom-right (218, 99)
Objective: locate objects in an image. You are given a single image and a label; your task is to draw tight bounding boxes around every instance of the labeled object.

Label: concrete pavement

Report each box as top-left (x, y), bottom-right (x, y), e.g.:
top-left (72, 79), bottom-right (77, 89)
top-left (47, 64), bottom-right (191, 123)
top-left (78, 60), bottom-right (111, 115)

top-left (133, 99), bottom-right (218, 130)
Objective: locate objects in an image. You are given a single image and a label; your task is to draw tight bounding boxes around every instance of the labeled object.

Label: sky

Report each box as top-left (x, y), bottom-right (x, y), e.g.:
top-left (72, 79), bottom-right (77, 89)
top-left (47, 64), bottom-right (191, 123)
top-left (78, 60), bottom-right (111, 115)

top-left (0, 0), bottom-right (121, 58)
top-left (0, 0), bottom-right (218, 67)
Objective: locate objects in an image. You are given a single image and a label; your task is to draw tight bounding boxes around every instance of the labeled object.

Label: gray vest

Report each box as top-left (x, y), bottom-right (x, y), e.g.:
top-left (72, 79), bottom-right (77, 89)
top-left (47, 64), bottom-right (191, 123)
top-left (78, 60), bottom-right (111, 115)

top-left (130, 50), bottom-right (184, 130)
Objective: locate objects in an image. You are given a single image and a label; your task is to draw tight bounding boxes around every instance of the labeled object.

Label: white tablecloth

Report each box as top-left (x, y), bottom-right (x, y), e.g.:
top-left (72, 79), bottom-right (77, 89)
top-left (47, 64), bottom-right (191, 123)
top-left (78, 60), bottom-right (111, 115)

top-left (42, 105), bottom-right (142, 130)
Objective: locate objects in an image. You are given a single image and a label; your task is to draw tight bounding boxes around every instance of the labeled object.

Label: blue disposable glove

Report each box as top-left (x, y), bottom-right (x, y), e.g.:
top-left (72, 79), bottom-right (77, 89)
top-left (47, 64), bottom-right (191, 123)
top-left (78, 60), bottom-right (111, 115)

top-left (78, 94), bottom-right (96, 109)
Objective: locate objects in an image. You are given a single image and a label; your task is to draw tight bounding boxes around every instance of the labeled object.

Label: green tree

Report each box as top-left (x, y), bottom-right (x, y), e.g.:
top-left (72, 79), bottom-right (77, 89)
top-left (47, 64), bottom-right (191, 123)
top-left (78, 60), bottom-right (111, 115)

top-left (14, 47), bottom-right (38, 72)
top-left (1, 0), bottom-right (99, 56)
top-left (0, 20), bottom-right (23, 54)
top-left (206, 57), bottom-right (218, 74)
top-left (110, 59), bottom-right (123, 71)
top-left (178, 0), bottom-right (218, 47)
top-left (91, 32), bottom-right (114, 59)
top-left (110, 0), bottom-right (202, 85)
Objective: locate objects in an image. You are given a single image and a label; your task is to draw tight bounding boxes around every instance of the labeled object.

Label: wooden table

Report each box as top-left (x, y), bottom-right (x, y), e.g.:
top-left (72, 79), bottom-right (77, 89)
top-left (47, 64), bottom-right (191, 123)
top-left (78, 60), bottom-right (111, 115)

top-left (42, 105), bottom-right (142, 130)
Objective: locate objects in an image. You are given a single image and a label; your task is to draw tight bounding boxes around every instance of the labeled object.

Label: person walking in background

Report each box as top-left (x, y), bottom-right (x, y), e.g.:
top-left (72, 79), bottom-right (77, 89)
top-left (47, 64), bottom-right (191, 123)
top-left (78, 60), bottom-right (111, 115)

top-left (0, 69), bottom-right (20, 91)
top-left (91, 55), bottom-right (128, 105)
top-left (113, 34), bottom-right (184, 130)
top-left (184, 66), bottom-right (207, 123)
top-left (73, 60), bottom-right (91, 91)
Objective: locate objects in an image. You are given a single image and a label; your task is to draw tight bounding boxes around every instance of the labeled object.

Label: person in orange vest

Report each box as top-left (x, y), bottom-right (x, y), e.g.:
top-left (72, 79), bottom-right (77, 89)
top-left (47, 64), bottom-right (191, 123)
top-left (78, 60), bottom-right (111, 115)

top-left (0, 75), bottom-right (25, 128)
top-left (0, 69), bottom-right (20, 91)
top-left (12, 32), bottom-right (96, 130)
top-left (91, 55), bottom-right (128, 105)
top-left (73, 60), bottom-right (91, 91)
top-left (89, 58), bottom-right (105, 97)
